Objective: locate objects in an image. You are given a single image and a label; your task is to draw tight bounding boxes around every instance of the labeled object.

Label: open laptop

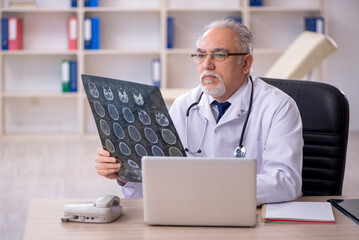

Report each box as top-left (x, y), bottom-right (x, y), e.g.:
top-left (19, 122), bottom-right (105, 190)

top-left (142, 156), bottom-right (257, 227)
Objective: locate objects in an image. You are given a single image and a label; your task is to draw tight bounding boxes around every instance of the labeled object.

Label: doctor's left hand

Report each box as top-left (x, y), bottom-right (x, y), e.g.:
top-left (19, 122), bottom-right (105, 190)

top-left (94, 148), bottom-right (126, 184)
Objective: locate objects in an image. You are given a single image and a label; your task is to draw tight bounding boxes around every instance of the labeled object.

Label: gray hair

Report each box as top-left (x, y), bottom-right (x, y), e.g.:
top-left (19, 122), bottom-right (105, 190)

top-left (196, 19), bottom-right (254, 54)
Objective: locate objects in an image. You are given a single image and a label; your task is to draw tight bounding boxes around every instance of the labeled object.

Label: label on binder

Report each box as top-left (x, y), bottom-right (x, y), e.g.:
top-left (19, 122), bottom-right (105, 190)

top-left (84, 18), bottom-right (92, 49)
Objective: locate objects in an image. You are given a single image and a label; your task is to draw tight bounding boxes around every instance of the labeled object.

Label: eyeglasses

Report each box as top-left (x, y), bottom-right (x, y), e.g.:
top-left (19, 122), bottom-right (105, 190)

top-left (191, 52), bottom-right (248, 63)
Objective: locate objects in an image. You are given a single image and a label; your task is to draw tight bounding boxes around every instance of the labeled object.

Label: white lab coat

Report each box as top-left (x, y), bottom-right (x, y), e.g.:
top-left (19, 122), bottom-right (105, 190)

top-left (120, 76), bottom-right (303, 205)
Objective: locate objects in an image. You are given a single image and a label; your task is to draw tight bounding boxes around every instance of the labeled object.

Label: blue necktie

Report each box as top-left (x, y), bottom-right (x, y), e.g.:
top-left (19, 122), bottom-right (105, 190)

top-left (213, 101), bottom-right (231, 123)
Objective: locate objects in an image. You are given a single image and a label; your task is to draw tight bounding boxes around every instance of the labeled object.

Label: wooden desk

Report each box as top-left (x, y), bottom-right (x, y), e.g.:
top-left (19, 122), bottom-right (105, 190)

top-left (23, 196), bottom-right (359, 240)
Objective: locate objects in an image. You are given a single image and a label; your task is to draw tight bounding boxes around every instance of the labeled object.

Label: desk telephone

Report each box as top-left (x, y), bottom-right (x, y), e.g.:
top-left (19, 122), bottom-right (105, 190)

top-left (61, 195), bottom-right (122, 223)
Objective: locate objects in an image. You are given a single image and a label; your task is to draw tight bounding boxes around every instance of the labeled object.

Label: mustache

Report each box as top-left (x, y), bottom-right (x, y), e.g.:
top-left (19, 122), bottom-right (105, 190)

top-left (199, 70), bottom-right (222, 82)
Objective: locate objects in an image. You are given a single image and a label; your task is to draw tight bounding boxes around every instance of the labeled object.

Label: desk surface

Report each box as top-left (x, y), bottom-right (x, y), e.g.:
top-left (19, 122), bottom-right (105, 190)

top-left (23, 196), bottom-right (359, 240)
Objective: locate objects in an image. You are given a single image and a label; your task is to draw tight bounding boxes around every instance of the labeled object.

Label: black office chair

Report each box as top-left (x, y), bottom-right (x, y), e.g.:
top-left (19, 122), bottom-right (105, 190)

top-left (261, 78), bottom-right (350, 196)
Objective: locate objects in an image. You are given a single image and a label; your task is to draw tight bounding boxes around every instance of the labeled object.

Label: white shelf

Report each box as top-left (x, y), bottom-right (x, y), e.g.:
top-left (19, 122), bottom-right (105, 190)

top-left (84, 7), bottom-right (160, 12)
top-left (84, 49), bottom-right (160, 55)
top-left (249, 6), bottom-right (322, 12)
top-left (2, 50), bottom-right (78, 55)
top-left (2, 92), bottom-right (78, 98)
top-left (0, 0), bottom-right (328, 136)
top-left (1, 8), bottom-right (77, 13)
top-left (166, 8), bottom-right (243, 12)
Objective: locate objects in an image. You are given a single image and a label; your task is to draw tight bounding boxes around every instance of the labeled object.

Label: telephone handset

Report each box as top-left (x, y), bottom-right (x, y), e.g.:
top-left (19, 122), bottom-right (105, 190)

top-left (61, 195), bottom-right (122, 223)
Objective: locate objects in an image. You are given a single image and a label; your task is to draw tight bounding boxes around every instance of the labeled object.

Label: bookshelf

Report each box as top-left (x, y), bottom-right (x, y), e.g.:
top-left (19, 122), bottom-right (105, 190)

top-left (0, 0), bottom-right (328, 136)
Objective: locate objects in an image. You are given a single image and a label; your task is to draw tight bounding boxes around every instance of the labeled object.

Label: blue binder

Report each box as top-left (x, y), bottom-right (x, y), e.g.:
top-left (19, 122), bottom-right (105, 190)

top-left (71, 0), bottom-right (77, 7)
top-left (167, 17), bottom-right (174, 49)
top-left (89, 0), bottom-right (98, 7)
top-left (1, 18), bottom-right (8, 50)
top-left (70, 61), bottom-right (78, 92)
top-left (91, 17), bottom-right (100, 49)
top-left (85, 0), bottom-right (98, 7)
top-left (305, 17), bottom-right (324, 34)
top-left (250, 0), bottom-right (262, 6)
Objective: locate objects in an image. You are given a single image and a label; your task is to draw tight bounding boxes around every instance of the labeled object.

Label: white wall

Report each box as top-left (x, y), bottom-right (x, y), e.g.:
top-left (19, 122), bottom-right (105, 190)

top-left (327, 0), bottom-right (359, 131)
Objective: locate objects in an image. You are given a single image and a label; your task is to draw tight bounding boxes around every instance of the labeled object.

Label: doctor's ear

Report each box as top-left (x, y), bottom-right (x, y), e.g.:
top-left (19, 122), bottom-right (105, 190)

top-left (241, 54), bottom-right (253, 75)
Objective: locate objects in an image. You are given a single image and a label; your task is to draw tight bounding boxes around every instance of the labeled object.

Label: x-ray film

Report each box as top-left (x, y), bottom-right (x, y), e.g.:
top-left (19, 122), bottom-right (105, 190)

top-left (82, 74), bottom-right (186, 182)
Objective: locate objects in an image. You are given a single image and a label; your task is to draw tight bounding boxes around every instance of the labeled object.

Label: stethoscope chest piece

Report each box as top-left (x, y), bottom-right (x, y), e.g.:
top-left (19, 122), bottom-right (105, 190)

top-left (234, 146), bottom-right (246, 158)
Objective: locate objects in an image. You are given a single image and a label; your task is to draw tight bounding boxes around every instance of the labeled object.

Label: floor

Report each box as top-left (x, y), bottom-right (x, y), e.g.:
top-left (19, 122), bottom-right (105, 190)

top-left (0, 132), bottom-right (358, 240)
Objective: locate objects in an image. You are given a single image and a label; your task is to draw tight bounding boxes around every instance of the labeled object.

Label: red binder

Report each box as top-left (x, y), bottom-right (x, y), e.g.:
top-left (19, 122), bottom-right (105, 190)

top-left (8, 18), bottom-right (23, 50)
top-left (68, 17), bottom-right (77, 50)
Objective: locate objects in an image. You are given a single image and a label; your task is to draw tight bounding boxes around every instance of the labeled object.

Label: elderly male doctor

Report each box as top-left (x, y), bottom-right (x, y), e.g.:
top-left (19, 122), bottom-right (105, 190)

top-left (95, 19), bottom-right (303, 206)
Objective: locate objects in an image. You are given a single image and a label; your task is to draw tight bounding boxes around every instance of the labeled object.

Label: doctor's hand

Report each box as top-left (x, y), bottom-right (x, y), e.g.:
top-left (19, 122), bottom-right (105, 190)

top-left (94, 148), bottom-right (126, 184)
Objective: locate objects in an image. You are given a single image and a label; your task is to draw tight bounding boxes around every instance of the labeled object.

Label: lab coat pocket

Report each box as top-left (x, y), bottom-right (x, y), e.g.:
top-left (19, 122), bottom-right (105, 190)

top-left (244, 139), bottom-right (263, 172)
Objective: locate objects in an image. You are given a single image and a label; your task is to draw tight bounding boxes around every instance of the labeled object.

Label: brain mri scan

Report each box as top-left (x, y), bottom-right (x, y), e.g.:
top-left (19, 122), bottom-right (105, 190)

top-left (118, 88), bottom-right (129, 103)
top-left (88, 82), bottom-right (99, 98)
top-left (103, 84), bottom-right (114, 101)
top-left (133, 90), bottom-right (145, 106)
top-left (83, 75), bottom-right (186, 182)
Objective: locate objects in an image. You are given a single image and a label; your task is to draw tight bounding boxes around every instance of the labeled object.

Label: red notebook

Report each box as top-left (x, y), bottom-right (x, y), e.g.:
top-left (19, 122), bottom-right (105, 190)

top-left (8, 18), bottom-right (23, 50)
top-left (262, 201), bottom-right (335, 224)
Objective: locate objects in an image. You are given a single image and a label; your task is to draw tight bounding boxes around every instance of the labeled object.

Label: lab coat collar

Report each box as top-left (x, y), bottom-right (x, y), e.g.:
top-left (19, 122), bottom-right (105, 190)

top-left (197, 92), bottom-right (216, 123)
top-left (197, 77), bottom-right (252, 125)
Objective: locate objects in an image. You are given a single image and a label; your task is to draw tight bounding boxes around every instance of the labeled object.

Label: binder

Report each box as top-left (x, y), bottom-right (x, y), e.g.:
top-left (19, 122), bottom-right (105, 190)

top-left (305, 17), bottom-right (324, 34)
top-left (85, 0), bottom-right (98, 7)
top-left (167, 17), bottom-right (174, 49)
top-left (68, 17), bottom-right (77, 50)
top-left (89, 0), bottom-right (98, 7)
top-left (8, 18), bottom-right (23, 50)
top-left (61, 60), bottom-right (70, 92)
top-left (1, 18), bottom-right (8, 50)
top-left (151, 59), bottom-right (161, 87)
top-left (70, 61), bottom-right (78, 92)
top-left (250, 0), bottom-right (262, 6)
top-left (84, 17), bottom-right (100, 49)
top-left (84, 18), bottom-right (92, 49)
top-left (71, 0), bottom-right (77, 7)
top-left (91, 17), bottom-right (100, 49)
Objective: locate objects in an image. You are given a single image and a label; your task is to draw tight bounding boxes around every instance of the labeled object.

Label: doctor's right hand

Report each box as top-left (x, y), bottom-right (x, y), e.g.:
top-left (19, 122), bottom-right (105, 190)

top-left (94, 148), bottom-right (126, 184)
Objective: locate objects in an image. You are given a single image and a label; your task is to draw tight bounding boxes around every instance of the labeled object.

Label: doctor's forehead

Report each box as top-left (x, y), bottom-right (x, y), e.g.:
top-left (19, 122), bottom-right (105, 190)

top-left (196, 47), bottom-right (230, 53)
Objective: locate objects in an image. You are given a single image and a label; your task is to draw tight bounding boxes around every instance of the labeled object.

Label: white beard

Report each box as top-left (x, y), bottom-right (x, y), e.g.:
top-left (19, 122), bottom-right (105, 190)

top-left (199, 70), bottom-right (226, 98)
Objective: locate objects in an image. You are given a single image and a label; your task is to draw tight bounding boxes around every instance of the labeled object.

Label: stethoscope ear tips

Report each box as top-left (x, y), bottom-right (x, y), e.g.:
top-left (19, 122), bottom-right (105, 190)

top-left (185, 148), bottom-right (189, 152)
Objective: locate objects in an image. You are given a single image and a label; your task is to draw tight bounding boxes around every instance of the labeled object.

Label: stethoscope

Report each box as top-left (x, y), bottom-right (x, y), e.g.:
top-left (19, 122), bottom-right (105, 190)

top-left (184, 75), bottom-right (254, 158)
